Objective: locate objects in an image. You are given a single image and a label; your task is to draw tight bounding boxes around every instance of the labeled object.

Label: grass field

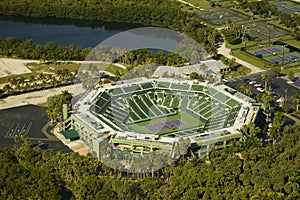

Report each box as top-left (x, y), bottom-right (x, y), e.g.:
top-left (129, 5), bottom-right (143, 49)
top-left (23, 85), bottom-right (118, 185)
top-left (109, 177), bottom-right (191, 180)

top-left (128, 111), bottom-right (205, 136)
top-left (284, 40), bottom-right (300, 49)
top-left (80, 63), bottom-right (125, 75)
top-left (231, 50), bottom-right (270, 69)
top-left (27, 62), bottom-right (80, 75)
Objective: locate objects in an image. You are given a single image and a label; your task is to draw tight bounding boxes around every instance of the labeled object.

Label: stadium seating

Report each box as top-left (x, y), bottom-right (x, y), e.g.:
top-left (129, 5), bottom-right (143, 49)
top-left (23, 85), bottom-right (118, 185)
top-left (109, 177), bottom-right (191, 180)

top-left (123, 84), bottom-right (142, 93)
top-left (140, 82), bottom-right (153, 90)
top-left (157, 81), bottom-right (170, 88)
top-left (170, 83), bottom-right (190, 91)
top-left (92, 80), bottom-right (242, 133)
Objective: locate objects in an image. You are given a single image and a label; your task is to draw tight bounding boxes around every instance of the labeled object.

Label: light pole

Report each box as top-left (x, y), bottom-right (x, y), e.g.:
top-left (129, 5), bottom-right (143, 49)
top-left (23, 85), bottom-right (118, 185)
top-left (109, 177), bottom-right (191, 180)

top-left (268, 25), bottom-right (272, 45)
top-left (282, 44), bottom-right (287, 66)
top-left (285, 88), bottom-right (288, 103)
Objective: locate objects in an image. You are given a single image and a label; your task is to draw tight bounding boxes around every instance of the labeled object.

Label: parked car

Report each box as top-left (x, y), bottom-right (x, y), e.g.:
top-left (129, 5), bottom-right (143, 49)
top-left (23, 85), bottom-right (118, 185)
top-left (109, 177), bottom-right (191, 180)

top-left (254, 83), bottom-right (262, 87)
top-left (257, 87), bottom-right (264, 92)
top-left (249, 80), bottom-right (256, 84)
top-left (223, 78), bottom-right (230, 83)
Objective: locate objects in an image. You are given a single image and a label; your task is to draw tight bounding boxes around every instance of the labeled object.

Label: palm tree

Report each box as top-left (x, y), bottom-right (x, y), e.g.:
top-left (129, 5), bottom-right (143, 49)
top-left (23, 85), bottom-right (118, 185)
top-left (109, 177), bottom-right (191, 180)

top-left (46, 106), bottom-right (59, 124)
top-left (224, 18), bottom-right (232, 30)
top-left (262, 94), bottom-right (274, 111)
top-left (261, 94), bottom-right (274, 122)
top-left (261, 73), bottom-right (273, 90)
top-left (60, 90), bottom-right (73, 105)
top-left (292, 94), bottom-right (300, 112)
top-left (244, 86), bottom-right (252, 96)
top-left (228, 58), bottom-right (236, 71)
top-left (237, 84), bottom-right (245, 93)
top-left (3, 84), bottom-right (12, 94)
top-left (241, 122), bottom-right (261, 137)
top-left (237, 84), bottom-right (251, 96)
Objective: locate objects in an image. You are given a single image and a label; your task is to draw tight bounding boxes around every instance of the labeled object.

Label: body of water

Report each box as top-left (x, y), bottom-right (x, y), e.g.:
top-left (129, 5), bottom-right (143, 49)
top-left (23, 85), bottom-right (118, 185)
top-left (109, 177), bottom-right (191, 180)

top-left (0, 16), bottom-right (185, 53)
top-left (0, 16), bottom-right (128, 48)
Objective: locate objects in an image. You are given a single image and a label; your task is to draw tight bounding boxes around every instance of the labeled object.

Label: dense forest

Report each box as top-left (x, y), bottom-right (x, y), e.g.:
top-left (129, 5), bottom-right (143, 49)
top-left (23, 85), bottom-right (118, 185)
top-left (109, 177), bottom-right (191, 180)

top-left (1, 124), bottom-right (300, 199)
top-left (0, 37), bottom-right (91, 60)
top-left (0, 0), bottom-right (188, 29)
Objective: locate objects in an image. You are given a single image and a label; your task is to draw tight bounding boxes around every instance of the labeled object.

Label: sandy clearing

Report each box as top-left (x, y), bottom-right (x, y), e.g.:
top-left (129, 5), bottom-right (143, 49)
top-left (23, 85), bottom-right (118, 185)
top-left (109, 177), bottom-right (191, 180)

top-left (0, 84), bottom-right (76, 110)
top-left (0, 58), bottom-right (38, 78)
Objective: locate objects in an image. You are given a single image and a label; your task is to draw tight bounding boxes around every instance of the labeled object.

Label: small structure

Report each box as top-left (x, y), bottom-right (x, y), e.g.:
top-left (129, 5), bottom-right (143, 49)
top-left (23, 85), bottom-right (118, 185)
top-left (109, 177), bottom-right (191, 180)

top-left (152, 59), bottom-right (229, 78)
top-left (62, 130), bottom-right (80, 141)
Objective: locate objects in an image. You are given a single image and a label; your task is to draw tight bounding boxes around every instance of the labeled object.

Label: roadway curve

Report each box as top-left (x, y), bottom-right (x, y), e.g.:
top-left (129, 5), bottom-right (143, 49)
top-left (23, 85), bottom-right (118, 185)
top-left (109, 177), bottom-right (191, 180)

top-left (218, 42), bottom-right (265, 74)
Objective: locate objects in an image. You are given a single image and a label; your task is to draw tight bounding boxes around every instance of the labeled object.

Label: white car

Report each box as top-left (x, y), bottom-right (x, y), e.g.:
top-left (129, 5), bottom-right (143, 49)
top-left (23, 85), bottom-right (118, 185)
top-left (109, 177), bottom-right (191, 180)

top-left (257, 87), bottom-right (264, 92)
top-left (223, 78), bottom-right (230, 83)
top-left (249, 80), bottom-right (256, 84)
top-left (254, 83), bottom-right (262, 87)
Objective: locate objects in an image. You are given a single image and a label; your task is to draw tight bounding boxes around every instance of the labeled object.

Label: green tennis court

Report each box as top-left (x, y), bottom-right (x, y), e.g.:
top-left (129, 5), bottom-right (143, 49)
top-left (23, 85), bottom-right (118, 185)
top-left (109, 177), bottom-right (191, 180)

top-left (128, 111), bottom-right (205, 136)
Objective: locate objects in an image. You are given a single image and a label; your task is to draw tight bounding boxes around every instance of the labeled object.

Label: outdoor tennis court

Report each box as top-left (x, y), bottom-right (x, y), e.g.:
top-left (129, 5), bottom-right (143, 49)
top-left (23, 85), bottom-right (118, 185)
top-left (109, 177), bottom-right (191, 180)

top-left (128, 111), bottom-right (206, 136)
top-left (198, 9), bottom-right (249, 25)
top-left (246, 23), bottom-right (290, 41)
top-left (273, 1), bottom-right (300, 13)
top-left (247, 45), bottom-right (287, 56)
top-left (247, 44), bottom-right (300, 65)
top-left (267, 52), bottom-right (300, 64)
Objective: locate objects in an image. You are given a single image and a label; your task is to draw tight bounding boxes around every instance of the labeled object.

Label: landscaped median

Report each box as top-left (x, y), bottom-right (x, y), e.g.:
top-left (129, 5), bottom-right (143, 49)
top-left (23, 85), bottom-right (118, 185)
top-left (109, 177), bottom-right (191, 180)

top-left (231, 49), bottom-right (273, 70)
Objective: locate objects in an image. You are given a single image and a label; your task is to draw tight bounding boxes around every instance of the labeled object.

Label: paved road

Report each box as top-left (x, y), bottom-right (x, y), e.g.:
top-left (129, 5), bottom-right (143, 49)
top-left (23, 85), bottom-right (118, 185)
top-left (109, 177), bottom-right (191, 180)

top-left (73, 61), bottom-right (127, 69)
top-left (218, 43), bottom-right (265, 75)
top-left (176, 0), bottom-right (199, 8)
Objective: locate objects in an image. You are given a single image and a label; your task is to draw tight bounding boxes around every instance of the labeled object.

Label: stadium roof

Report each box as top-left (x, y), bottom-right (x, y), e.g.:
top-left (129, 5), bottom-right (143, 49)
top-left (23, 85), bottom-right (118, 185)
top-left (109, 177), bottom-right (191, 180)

top-left (152, 59), bottom-right (227, 77)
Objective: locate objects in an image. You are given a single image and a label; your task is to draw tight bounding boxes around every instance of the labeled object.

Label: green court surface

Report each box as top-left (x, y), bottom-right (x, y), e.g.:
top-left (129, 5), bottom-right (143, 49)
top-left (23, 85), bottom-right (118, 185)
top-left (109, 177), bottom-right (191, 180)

top-left (247, 45), bottom-right (286, 54)
top-left (246, 23), bottom-right (290, 41)
top-left (128, 111), bottom-right (205, 135)
top-left (272, 1), bottom-right (300, 13)
top-left (198, 9), bottom-right (249, 25)
top-left (266, 52), bottom-right (300, 65)
top-left (246, 44), bottom-right (300, 65)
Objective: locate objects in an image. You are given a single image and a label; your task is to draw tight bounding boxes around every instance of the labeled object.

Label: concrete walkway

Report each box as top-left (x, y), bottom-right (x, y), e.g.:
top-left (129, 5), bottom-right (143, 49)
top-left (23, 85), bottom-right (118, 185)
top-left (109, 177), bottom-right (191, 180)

top-left (177, 0), bottom-right (199, 8)
top-left (218, 42), bottom-right (265, 75)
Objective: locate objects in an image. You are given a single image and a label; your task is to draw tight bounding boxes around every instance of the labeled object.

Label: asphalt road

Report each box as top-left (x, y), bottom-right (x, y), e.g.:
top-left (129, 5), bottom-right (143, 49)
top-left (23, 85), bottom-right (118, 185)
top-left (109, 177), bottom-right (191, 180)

top-left (226, 71), bottom-right (300, 104)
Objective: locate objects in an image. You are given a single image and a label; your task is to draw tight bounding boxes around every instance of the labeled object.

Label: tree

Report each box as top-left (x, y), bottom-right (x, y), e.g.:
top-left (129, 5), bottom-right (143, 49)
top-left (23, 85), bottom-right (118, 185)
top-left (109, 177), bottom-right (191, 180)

top-left (292, 94), bottom-right (300, 112)
top-left (241, 122), bottom-right (261, 137)
top-left (2, 84), bottom-right (12, 94)
top-left (228, 58), bottom-right (236, 71)
top-left (271, 64), bottom-right (281, 77)
top-left (237, 84), bottom-right (252, 96)
top-left (288, 70), bottom-right (295, 82)
top-left (60, 90), bottom-right (72, 104)
top-left (262, 94), bottom-right (274, 112)
top-left (261, 73), bottom-right (273, 90)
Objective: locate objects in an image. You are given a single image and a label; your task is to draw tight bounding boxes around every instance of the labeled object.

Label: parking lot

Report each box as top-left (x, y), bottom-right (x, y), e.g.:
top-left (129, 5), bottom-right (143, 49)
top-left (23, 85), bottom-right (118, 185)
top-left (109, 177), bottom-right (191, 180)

top-left (0, 104), bottom-right (71, 151)
top-left (225, 72), bottom-right (300, 104)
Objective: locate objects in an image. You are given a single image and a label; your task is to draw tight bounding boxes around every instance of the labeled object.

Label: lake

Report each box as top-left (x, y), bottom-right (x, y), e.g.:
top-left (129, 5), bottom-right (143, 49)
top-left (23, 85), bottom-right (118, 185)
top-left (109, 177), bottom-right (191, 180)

top-left (0, 16), bottom-right (132, 48)
top-left (0, 16), bottom-right (180, 51)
